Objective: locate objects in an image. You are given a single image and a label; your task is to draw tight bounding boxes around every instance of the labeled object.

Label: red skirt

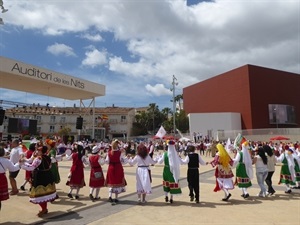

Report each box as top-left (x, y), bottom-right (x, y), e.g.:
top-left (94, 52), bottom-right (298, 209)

top-left (89, 167), bottom-right (105, 188)
top-left (0, 173), bottom-right (9, 201)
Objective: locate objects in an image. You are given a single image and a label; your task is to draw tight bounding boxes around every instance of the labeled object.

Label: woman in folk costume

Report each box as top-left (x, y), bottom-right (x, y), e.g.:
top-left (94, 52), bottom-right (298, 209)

top-left (105, 139), bottom-right (128, 205)
top-left (0, 147), bottom-right (21, 211)
top-left (233, 139), bottom-right (253, 199)
top-left (157, 140), bottom-right (182, 204)
top-left (65, 142), bottom-right (87, 199)
top-left (209, 143), bottom-right (235, 201)
top-left (128, 143), bottom-right (157, 203)
top-left (20, 143), bottom-right (36, 191)
top-left (46, 139), bottom-right (60, 199)
top-left (87, 145), bottom-right (105, 201)
top-left (181, 144), bottom-right (207, 203)
top-left (276, 146), bottom-right (296, 193)
top-left (21, 145), bottom-right (57, 217)
top-left (291, 148), bottom-right (300, 189)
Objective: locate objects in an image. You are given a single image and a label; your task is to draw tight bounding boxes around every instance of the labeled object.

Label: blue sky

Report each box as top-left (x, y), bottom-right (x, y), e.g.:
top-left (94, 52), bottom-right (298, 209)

top-left (0, 0), bottom-right (299, 110)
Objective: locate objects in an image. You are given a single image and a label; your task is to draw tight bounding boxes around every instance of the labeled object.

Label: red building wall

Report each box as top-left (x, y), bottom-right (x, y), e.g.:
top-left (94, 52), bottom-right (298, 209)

top-left (183, 64), bottom-right (300, 130)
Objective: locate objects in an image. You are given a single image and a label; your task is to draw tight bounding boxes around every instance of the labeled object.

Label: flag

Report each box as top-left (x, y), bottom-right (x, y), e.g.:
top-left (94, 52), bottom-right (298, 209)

top-left (102, 114), bottom-right (108, 120)
top-left (155, 125), bottom-right (166, 139)
top-left (225, 137), bottom-right (233, 153)
top-left (234, 133), bottom-right (247, 149)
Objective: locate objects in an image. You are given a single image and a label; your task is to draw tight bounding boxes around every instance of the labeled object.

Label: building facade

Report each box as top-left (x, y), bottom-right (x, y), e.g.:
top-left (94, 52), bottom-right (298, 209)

top-left (0, 105), bottom-right (136, 141)
top-left (183, 64), bottom-right (300, 130)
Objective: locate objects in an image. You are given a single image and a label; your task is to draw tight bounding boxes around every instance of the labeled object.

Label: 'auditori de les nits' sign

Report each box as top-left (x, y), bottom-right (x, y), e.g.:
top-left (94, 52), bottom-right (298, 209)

top-left (10, 62), bottom-right (85, 89)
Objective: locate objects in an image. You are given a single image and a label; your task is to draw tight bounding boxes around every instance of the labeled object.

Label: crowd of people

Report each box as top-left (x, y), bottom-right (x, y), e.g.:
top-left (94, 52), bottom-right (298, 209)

top-left (0, 136), bottom-right (299, 218)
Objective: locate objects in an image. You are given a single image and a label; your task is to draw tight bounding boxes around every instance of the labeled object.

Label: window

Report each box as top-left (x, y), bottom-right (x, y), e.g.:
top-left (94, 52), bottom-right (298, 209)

top-left (268, 104), bottom-right (297, 125)
top-left (60, 117), bottom-right (66, 123)
top-left (121, 115), bottom-right (126, 123)
top-left (50, 116), bottom-right (56, 123)
top-left (36, 115), bottom-right (42, 123)
top-left (50, 125), bottom-right (55, 133)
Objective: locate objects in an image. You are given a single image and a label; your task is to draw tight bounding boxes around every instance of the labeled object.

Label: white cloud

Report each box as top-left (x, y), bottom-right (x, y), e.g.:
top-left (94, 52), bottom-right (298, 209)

top-left (46, 43), bottom-right (76, 57)
top-left (82, 48), bottom-right (108, 68)
top-left (145, 84), bottom-right (172, 97)
top-left (2, 0), bottom-right (299, 109)
top-left (80, 33), bottom-right (103, 42)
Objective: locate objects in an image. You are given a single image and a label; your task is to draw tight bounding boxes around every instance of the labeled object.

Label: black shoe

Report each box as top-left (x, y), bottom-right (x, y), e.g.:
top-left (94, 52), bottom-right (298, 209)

top-left (67, 193), bottom-right (73, 199)
top-left (226, 193), bottom-right (231, 200)
top-left (165, 196), bottom-right (169, 202)
top-left (269, 191), bottom-right (276, 196)
top-left (244, 193), bottom-right (249, 199)
top-left (20, 186), bottom-right (25, 191)
top-left (285, 190), bottom-right (292, 194)
top-left (108, 197), bottom-right (113, 202)
top-left (190, 196), bottom-right (194, 202)
top-left (222, 193), bottom-right (231, 201)
top-left (55, 194), bottom-right (59, 199)
top-left (195, 199), bottom-right (200, 203)
top-left (170, 199), bottom-right (173, 204)
top-left (89, 194), bottom-right (94, 200)
top-left (114, 199), bottom-right (119, 203)
top-left (75, 195), bottom-right (79, 199)
top-left (241, 194), bottom-right (245, 198)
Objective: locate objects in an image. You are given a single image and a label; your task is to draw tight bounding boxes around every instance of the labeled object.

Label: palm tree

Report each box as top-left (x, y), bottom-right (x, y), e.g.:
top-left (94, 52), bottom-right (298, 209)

top-left (174, 94), bottom-right (183, 111)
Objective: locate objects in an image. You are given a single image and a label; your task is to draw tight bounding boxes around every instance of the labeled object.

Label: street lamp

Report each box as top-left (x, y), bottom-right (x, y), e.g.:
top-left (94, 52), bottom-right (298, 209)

top-left (171, 75), bottom-right (178, 135)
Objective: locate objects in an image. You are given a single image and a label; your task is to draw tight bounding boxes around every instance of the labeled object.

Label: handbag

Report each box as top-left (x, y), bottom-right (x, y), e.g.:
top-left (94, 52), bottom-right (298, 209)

top-left (94, 171), bottom-right (102, 179)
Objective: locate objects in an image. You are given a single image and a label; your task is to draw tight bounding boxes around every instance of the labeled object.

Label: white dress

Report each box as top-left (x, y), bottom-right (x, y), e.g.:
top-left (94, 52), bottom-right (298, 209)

top-left (129, 155), bottom-right (156, 194)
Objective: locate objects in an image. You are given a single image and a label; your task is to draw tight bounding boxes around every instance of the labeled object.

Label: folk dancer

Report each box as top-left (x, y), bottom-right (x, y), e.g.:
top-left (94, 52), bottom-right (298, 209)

top-left (128, 143), bottom-right (157, 203)
top-left (65, 142), bottom-right (87, 199)
top-left (20, 145), bottom-right (57, 217)
top-left (157, 140), bottom-right (182, 204)
top-left (87, 145), bottom-right (105, 201)
top-left (276, 146), bottom-right (296, 193)
top-left (46, 139), bottom-right (60, 199)
top-left (264, 145), bottom-right (276, 196)
top-left (20, 143), bottom-right (36, 191)
top-left (233, 141), bottom-right (253, 199)
top-left (209, 143), bottom-right (234, 201)
top-left (181, 144), bottom-right (207, 203)
top-left (105, 140), bottom-right (128, 205)
top-left (0, 147), bottom-right (21, 211)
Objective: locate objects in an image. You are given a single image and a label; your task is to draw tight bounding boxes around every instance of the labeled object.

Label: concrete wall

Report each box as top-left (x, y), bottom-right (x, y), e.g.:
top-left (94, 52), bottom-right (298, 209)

top-left (188, 112), bottom-right (241, 140)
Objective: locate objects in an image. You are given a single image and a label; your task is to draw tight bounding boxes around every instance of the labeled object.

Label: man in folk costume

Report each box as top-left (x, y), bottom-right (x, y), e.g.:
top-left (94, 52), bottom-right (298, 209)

top-left (276, 146), bottom-right (296, 193)
top-left (181, 144), bottom-right (207, 203)
top-left (233, 134), bottom-right (253, 199)
top-left (157, 140), bottom-right (182, 204)
top-left (209, 143), bottom-right (235, 201)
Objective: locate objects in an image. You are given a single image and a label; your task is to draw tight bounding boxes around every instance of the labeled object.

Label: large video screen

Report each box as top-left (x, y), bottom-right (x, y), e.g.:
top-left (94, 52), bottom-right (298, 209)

top-left (268, 104), bottom-right (297, 125)
top-left (8, 118), bottom-right (37, 134)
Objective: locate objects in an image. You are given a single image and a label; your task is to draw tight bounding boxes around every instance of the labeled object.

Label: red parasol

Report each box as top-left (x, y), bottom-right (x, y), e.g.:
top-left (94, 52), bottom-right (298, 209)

top-left (270, 136), bottom-right (290, 141)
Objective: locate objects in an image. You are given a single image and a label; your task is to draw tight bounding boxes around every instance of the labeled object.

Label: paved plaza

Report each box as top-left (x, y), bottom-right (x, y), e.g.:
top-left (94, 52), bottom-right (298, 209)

top-left (0, 153), bottom-right (299, 225)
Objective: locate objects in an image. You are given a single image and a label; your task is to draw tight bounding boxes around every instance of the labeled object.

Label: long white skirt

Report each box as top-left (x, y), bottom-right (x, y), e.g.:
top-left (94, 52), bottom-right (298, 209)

top-left (217, 178), bottom-right (234, 190)
top-left (136, 167), bottom-right (152, 194)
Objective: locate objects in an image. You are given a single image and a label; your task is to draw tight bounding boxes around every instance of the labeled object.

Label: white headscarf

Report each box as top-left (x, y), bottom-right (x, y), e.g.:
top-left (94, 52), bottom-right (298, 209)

top-left (167, 141), bottom-right (181, 183)
top-left (242, 142), bottom-right (253, 180)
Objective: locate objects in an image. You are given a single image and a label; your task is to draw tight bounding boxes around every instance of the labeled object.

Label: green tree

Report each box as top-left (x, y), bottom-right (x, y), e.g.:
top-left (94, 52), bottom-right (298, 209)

top-left (58, 126), bottom-right (71, 137)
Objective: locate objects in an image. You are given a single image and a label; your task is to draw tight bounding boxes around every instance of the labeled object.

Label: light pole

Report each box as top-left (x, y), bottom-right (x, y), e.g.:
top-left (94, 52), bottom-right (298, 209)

top-left (171, 75), bottom-right (178, 135)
